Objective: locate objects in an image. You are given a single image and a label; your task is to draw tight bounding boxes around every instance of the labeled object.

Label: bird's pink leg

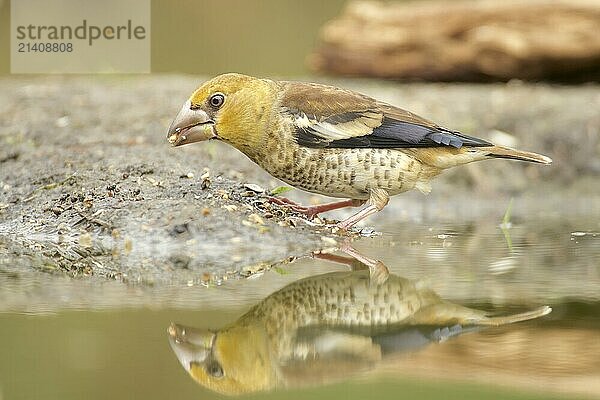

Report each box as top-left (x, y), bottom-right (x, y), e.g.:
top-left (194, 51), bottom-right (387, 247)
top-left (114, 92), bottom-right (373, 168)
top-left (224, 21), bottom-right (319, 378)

top-left (268, 197), bottom-right (364, 219)
top-left (337, 189), bottom-right (389, 230)
top-left (299, 199), bottom-right (365, 218)
top-left (313, 244), bottom-right (389, 284)
top-left (312, 252), bottom-right (357, 266)
top-left (340, 244), bottom-right (389, 284)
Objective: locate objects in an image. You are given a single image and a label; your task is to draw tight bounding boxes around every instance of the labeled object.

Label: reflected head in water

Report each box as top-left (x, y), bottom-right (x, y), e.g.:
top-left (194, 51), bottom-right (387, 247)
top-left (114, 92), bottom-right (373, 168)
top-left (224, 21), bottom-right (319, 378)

top-left (168, 248), bottom-right (551, 395)
top-left (167, 323), bottom-right (276, 395)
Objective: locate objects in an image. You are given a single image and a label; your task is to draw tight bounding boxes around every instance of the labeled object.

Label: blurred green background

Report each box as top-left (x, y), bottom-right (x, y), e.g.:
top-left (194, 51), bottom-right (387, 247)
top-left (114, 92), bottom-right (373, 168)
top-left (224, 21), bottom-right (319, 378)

top-left (0, 0), bottom-right (347, 76)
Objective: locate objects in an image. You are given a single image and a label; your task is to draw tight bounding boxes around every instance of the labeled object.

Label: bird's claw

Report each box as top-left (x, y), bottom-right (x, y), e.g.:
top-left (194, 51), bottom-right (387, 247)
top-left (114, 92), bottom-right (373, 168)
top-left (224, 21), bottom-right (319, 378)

top-left (267, 196), bottom-right (319, 219)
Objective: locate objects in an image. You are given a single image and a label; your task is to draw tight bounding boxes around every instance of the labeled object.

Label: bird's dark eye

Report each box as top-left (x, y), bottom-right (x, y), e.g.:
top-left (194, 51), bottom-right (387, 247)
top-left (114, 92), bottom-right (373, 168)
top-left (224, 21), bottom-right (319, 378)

top-left (205, 361), bottom-right (224, 378)
top-left (209, 93), bottom-right (225, 108)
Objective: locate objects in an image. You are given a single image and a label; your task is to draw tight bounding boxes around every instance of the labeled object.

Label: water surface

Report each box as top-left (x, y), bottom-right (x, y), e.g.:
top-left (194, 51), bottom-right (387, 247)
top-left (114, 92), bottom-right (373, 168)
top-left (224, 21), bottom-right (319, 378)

top-left (1, 213), bottom-right (599, 400)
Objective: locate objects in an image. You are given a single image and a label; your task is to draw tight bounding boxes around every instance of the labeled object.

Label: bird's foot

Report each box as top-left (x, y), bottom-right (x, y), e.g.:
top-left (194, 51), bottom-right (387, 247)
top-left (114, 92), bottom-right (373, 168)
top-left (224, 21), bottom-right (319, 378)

top-left (335, 205), bottom-right (379, 230)
top-left (267, 196), bottom-right (320, 219)
top-left (268, 197), bottom-right (363, 220)
top-left (266, 196), bottom-right (302, 207)
top-left (335, 189), bottom-right (389, 230)
top-left (314, 244), bottom-right (390, 284)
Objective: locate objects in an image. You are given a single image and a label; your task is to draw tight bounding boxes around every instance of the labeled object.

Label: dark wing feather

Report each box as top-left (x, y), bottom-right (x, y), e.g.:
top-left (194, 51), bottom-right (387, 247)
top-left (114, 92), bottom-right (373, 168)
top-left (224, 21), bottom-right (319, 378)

top-left (327, 118), bottom-right (492, 149)
top-left (280, 81), bottom-right (492, 149)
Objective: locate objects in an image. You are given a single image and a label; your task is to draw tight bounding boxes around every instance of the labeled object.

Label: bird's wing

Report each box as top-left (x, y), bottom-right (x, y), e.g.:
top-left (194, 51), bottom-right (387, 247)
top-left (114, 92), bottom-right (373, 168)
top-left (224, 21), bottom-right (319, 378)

top-left (277, 329), bottom-right (380, 385)
top-left (279, 81), bottom-right (492, 149)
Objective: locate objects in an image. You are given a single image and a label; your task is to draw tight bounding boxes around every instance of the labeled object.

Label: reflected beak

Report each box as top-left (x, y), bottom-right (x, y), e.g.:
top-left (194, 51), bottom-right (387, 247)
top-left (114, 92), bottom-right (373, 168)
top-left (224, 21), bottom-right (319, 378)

top-left (167, 322), bottom-right (215, 372)
top-left (167, 100), bottom-right (216, 146)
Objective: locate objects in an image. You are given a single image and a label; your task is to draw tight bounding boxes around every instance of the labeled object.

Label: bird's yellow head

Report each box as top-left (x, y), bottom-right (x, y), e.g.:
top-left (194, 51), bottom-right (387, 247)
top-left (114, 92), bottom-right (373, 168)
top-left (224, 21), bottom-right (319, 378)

top-left (167, 73), bottom-right (276, 155)
top-left (168, 322), bottom-right (276, 396)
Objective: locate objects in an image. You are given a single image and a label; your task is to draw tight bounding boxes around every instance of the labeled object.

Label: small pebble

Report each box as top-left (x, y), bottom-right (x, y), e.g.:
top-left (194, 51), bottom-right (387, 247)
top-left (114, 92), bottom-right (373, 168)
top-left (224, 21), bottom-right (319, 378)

top-left (55, 116), bottom-right (70, 128)
top-left (124, 238), bottom-right (133, 254)
top-left (79, 232), bottom-right (93, 248)
top-left (247, 213), bottom-right (265, 225)
top-left (243, 183), bottom-right (265, 193)
top-left (321, 236), bottom-right (338, 245)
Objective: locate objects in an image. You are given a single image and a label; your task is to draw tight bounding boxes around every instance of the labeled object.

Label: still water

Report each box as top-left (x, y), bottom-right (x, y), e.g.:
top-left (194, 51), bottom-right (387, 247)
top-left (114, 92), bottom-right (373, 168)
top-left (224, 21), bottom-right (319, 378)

top-left (1, 214), bottom-right (599, 400)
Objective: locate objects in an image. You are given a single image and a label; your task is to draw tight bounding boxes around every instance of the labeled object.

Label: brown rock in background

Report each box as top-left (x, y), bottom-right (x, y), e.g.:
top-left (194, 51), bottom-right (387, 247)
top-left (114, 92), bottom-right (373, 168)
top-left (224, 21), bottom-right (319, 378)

top-left (308, 0), bottom-right (600, 81)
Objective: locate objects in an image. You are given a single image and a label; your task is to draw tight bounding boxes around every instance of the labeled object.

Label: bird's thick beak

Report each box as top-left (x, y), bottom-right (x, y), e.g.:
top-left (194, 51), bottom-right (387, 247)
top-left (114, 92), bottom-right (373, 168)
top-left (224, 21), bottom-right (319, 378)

top-left (167, 322), bottom-right (215, 372)
top-left (167, 100), bottom-right (216, 147)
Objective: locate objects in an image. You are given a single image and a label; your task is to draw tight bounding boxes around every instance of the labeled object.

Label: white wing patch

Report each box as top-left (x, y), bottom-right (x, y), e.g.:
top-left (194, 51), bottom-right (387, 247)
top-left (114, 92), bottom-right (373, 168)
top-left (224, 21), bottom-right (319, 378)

top-left (293, 111), bottom-right (383, 141)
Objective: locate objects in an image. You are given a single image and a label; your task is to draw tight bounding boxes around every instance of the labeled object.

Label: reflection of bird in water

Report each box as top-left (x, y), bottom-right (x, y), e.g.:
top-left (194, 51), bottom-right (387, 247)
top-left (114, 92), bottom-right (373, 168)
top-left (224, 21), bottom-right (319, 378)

top-left (168, 251), bottom-right (551, 395)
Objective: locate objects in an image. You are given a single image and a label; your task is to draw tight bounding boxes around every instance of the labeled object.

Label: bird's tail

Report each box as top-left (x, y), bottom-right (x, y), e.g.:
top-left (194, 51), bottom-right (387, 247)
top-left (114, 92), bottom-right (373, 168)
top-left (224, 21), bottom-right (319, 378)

top-left (484, 146), bottom-right (552, 165)
top-left (478, 306), bottom-right (552, 326)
